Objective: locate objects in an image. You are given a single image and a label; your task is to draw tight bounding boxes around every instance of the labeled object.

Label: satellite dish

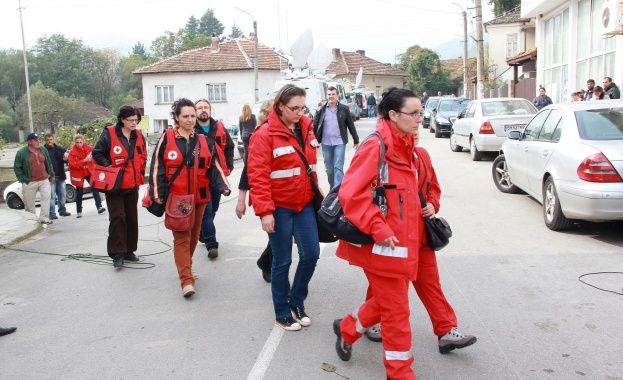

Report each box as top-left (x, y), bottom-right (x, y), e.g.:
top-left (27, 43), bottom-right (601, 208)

top-left (355, 67), bottom-right (363, 88)
top-left (290, 29), bottom-right (314, 69)
top-left (308, 43), bottom-right (332, 73)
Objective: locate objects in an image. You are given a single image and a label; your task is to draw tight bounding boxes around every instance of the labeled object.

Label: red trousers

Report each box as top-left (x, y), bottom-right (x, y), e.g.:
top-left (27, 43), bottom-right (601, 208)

top-left (341, 270), bottom-right (415, 380)
top-left (172, 203), bottom-right (206, 288)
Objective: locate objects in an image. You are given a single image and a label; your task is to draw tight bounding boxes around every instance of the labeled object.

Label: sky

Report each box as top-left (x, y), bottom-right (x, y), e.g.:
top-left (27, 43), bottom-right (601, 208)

top-left (0, 0), bottom-right (494, 64)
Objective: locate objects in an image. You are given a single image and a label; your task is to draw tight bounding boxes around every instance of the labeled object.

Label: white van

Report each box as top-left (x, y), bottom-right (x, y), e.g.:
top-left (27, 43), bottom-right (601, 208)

top-left (275, 78), bottom-right (328, 117)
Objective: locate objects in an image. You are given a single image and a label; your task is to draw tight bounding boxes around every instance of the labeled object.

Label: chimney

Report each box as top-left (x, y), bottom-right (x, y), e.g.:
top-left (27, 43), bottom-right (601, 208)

top-left (249, 32), bottom-right (255, 41)
top-left (211, 33), bottom-right (219, 53)
top-left (332, 48), bottom-right (341, 61)
top-left (356, 50), bottom-right (365, 57)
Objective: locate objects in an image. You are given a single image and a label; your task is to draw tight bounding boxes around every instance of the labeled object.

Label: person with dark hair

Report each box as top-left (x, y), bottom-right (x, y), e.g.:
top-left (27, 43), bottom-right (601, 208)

top-left (313, 86), bottom-right (359, 190)
top-left (247, 85), bottom-right (321, 331)
top-left (592, 86), bottom-right (605, 100)
top-left (366, 93), bottom-right (377, 118)
top-left (332, 87), bottom-right (476, 380)
top-left (239, 104), bottom-right (257, 163)
top-left (194, 99), bottom-right (235, 260)
top-left (150, 98), bottom-right (231, 297)
top-left (68, 134), bottom-right (105, 218)
top-left (43, 133), bottom-right (71, 219)
top-left (603, 77), bottom-right (620, 99)
top-left (584, 79), bottom-right (595, 101)
top-left (533, 87), bottom-right (553, 110)
top-left (93, 106), bottom-right (148, 268)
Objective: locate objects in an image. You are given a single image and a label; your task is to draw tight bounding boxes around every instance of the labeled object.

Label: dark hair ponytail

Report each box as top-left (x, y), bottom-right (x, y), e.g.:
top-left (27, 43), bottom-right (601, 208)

top-left (377, 87), bottom-right (417, 120)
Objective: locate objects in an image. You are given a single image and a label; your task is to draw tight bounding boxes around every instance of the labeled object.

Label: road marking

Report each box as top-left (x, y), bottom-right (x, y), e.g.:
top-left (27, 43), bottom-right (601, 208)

top-left (246, 325), bottom-right (284, 380)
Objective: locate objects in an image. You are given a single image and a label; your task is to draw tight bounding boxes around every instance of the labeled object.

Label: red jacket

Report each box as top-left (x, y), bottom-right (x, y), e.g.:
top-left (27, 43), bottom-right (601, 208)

top-left (68, 143), bottom-right (95, 187)
top-left (247, 110), bottom-right (320, 217)
top-left (107, 126), bottom-right (147, 190)
top-left (336, 118), bottom-right (426, 281)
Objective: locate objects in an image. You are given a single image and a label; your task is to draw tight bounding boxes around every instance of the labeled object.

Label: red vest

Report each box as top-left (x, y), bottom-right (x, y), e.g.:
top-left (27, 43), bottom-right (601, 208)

top-left (108, 126), bottom-right (146, 190)
top-left (163, 130), bottom-right (212, 203)
top-left (212, 121), bottom-right (230, 176)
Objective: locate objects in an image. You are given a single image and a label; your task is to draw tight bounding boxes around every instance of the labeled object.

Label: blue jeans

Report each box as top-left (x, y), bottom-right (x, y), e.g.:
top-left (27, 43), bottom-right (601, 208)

top-left (368, 105), bottom-right (376, 118)
top-left (268, 203), bottom-right (320, 319)
top-left (76, 175), bottom-right (102, 213)
top-left (50, 177), bottom-right (67, 215)
top-left (200, 186), bottom-right (221, 249)
top-left (321, 144), bottom-right (346, 189)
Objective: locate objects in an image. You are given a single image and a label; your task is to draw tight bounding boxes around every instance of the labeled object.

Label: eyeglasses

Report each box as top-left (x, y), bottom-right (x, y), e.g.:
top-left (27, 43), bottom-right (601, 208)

top-left (125, 118), bottom-right (139, 123)
top-left (284, 104), bottom-right (305, 114)
top-left (397, 110), bottom-right (422, 118)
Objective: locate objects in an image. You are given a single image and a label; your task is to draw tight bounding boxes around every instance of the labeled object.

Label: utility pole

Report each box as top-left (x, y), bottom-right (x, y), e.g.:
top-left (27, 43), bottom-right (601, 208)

top-left (453, 3), bottom-right (469, 97)
top-left (18, 0), bottom-right (34, 133)
top-left (474, 0), bottom-right (486, 99)
top-left (235, 7), bottom-right (259, 103)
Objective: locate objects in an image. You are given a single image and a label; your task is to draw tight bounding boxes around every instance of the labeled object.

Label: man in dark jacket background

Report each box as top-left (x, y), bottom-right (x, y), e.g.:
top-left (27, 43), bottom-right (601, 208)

top-left (603, 77), bottom-right (620, 99)
top-left (44, 133), bottom-right (71, 219)
top-left (366, 93), bottom-right (377, 118)
top-left (313, 87), bottom-right (359, 189)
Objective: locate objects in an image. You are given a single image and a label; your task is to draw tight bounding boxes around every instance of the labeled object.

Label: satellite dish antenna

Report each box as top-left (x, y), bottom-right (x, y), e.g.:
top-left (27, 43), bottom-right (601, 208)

top-left (355, 67), bottom-right (363, 88)
top-left (307, 43), bottom-right (332, 74)
top-left (290, 29), bottom-right (314, 69)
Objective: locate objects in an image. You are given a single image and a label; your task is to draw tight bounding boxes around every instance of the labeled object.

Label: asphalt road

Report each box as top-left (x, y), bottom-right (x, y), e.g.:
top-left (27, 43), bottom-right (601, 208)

top-left (1, 118), bottom-right (623, 380)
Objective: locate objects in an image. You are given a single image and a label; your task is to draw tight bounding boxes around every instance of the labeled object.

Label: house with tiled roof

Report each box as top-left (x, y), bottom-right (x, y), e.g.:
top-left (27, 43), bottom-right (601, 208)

top-left (134, 37), bottom-right (288, 133)
top-left (327, 49), bottom-right (407, 97)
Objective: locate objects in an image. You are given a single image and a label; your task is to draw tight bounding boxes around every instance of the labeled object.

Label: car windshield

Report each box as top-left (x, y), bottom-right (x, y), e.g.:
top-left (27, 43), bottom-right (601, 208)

top-left (426, 99), bottom-right (439, 109)
top-left (576, 108), bottom-right (623, 140)
top-left (438, 100), bottom-right (469, 112)
top-left (481, 100), bottom-right (536, 116)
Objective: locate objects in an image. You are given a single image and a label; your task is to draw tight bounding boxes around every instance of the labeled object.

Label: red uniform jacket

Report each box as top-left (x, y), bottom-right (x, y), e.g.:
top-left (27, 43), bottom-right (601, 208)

top-left (247, 110), bottom-right (320, 217)
top-left (68, 143), bottom-right (95, 187)
top-left (107, 125), bottom-right (147, 190)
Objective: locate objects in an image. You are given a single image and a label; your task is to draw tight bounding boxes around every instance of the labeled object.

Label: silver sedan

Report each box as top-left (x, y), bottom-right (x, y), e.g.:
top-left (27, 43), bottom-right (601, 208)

top-left (492, 100), bottom-right (623, 230)
top-left (451, 98), bottom-right (537, 160)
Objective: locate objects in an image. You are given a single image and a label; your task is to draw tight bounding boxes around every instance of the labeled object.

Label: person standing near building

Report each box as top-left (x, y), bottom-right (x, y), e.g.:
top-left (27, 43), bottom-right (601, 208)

top-left (195, 99), bottom-right (235, 260)
top-left (13, 133), bottom-right (54, 225)
top-left (533, 87), bottom-right (553, 110)
top-left (239, 104), bottom-right (257, 163)
top-left (313, 86), bottom-right (359, 190)
top-left (44, 133), bottom-right (71, 219)
top-left (584, 79), bottom-right (595, 101)
top-left (366, 93), bottom-right (377, 118)
top-left (421, 91), bottom-right (429, 107)
top-left (603, 77), bottom-right (620, 99)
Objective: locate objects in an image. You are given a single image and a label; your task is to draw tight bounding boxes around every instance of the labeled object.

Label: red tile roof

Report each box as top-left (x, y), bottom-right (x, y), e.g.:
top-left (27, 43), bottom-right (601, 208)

top-left (327, 51), bottom-right (407, 77)
top-left (506, 48), bottom-right (537, 65)
top-left (134, 39), bottom-right (288, 74)
top-left (484, 10), bottom-right (532, 26)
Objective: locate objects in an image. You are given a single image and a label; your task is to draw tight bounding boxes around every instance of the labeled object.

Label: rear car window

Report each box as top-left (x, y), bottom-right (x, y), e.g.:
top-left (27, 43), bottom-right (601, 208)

top-left (426, 99), bottom-right (439, 109)
top-left (575, 108), bottom-right (623, 140)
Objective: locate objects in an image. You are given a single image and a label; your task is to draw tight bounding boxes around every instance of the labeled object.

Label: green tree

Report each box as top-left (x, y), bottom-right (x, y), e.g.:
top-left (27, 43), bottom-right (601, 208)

top-left (118, 54), bottom-right (149, 96)
top-left (150, 29), bottom-right (210, 61)
top-left (0, 49), bottom-right (39, 108)
top-left (88, 48), bottom-right (120, 108)
top-left (186, 16), bottom-right (200, 39)
top-left (131, 42), bottom-right (148, 60)
top-left (228, 23), bottom-right (246, 39)
top-left (399, 45), bottom-right (454, 95)
top-left (0, 97), bottom-right (17, 142)
top-left (488, 0), bottom-right (521, 16)
top-left (198, 9), bottom-right (225, 38)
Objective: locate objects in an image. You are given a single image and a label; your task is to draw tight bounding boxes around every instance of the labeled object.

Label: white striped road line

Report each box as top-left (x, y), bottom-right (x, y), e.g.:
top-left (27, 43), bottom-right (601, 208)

top-left (246, 325), bottom-right (284, 380)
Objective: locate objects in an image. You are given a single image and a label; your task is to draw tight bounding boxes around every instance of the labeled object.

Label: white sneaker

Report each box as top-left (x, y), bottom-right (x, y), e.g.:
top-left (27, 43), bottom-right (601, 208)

top-left (182, 284), bottom-right (195, 298)
top-left (438, 327), bottom-right (477, 353)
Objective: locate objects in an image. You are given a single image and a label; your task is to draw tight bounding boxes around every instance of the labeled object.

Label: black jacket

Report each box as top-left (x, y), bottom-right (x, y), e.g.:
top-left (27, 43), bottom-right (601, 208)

top-left (313, 102), bottom-right (359, 145)
top-left (194, 118), bottom-right (235, 171)
top-left (45, 144), bottom-right (67, 180)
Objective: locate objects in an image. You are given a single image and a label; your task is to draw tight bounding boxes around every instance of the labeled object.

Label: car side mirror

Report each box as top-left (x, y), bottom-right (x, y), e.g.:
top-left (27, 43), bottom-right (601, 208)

top-left (508, 130), bottom-right (521, 140)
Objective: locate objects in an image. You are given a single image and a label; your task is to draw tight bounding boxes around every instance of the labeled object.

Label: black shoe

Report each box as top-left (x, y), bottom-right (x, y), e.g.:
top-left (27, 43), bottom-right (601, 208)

top-left (198, 235), bottom-right (205, 243)
top-left (333, 319), bottom-right (352, 361)
top-left (113, 254), bottom-right (124, 268)
top-left (50, 214), bottom-right (58, 220)
top-left (275, 316), bottom-right (301, 331)
top-left (124, 252), bottom-right (140, 262)
top-left (0, 326), bottom-right (17, 336)
top-left (98, 207), bottom-right (106, 214)
top-left (59, 211), bottom-right (71, 216)
top-left (207, 247), bottom-right (218, 259)
top-left (257, 259), bottom-right (271, 283)
top-left (290, 306), bottom-right (311, 326)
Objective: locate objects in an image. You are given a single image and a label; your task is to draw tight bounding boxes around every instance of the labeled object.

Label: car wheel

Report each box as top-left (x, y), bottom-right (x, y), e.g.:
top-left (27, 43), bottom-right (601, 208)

top-left (66, 184), bottom-right (77, 203)
top-left (6, 193), bottom-right (25, 210)
top-left (434, 128), bottom-right (442, 138)
top-left (543, 177), bottom-right (573, 231)
top-left (469, 138), bottom-right (483, 161)
top-left (492, 155), bottom-right (519, 194)
top-left (450, 131), bottom-right (463, 152)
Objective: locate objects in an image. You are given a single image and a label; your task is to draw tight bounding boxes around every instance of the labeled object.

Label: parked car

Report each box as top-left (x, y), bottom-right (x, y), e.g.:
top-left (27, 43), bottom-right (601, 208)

top-left (492, 100), bottom-right (623, 230)
top-left (423, 96), bottom-right (442, 128)
top-left (451, 98), bottom-right (538, 160)
top-left (3, 171), bottom-right (92, 210)
top-left (343, 97), bottom-right (361, 121)
top-left (429, 98), bottom-right (471, 137)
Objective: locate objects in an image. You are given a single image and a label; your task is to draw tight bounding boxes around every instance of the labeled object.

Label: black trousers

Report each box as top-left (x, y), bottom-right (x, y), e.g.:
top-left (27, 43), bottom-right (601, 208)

top-left (105, 191), bottom-right (139, 257)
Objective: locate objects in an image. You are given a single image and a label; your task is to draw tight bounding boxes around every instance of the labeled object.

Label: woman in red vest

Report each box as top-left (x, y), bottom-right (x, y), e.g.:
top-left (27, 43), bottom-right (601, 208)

top-left (150, 98), bottom-right (231, 297)
top-left (67, 134), bottom-right (104, 218)
top-left (93, 106), bottom-right (148, 269)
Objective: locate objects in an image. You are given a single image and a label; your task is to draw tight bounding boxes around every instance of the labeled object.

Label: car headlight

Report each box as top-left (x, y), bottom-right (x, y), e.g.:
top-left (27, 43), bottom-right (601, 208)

top-left (424, 111), bottom-right (430, 118)
top-left (436, 117), bottom-right (450, 124)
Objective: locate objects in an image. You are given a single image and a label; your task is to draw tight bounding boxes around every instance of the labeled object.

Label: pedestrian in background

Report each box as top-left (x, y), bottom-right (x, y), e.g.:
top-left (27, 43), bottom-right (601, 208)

top-left (603, 77), bottom-right (620, 99)
top-left (68, 134), bottom-right (105, 218)
top-left (533, 87), bottom-right (553, 110)
top-left (584, 79), bottom-right (595, 101)
top-left (239, 103), bottom-right (257, 164)
top-left (93, 106), bottom-right (147, 268)
top-left (13, 133), bottom-right (54, 225)
top-left (248, 85), bottom-right (321, 331)
top-left (43, 133), bottom-right (71, 219)
top-left (592, 86), bottom-right (605, 100)
top-left (150, 98), bottom-right (231, 297)
top-left (366, 93), bottom-right (377, 118)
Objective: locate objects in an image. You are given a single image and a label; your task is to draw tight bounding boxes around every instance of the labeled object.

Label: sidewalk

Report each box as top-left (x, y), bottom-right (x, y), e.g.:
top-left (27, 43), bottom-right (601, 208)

top-left (0, 207), bottom-right (41, 247)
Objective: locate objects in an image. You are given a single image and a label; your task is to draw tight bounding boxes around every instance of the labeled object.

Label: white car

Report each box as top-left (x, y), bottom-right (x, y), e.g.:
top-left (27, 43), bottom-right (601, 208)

top-left (3, 171), bottom-right (91, 210)
top-left (492, 100), bottom-right (623, 230)
top-left (451, 98), bottom-right (537, 160)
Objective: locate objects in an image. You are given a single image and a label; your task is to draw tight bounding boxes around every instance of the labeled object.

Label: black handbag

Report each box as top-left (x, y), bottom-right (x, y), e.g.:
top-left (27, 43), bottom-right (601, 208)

top-left (317, 132), bottom-right (388, 245)
top-left (417, 156), bottom-right (452, 251)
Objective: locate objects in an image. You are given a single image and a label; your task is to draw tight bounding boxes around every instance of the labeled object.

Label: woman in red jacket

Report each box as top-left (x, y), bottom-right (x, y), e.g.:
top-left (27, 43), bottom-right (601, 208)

top-left (247, 85), bottom-right (321, 331)
top-left (67, 134), bottom-right (104, 218)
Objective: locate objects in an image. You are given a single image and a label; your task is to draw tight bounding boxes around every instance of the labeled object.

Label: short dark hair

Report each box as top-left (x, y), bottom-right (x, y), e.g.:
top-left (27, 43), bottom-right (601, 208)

top-left (44, 133), bottom-right (54, 138)
top-left (587, 79), bottom-right (595, 84)
top-left (604, 77), bottom-right (613, 82)
top-left (327, 86), bottom-right (337, 92)
top-left (377, 87), bottom-right (417, 120)
top-left (273, 84), bottom-right (306, 116)
top-left (171, 98), bottom-right (196, 124)
top-left (117, 106), bottom-right (141, 126)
